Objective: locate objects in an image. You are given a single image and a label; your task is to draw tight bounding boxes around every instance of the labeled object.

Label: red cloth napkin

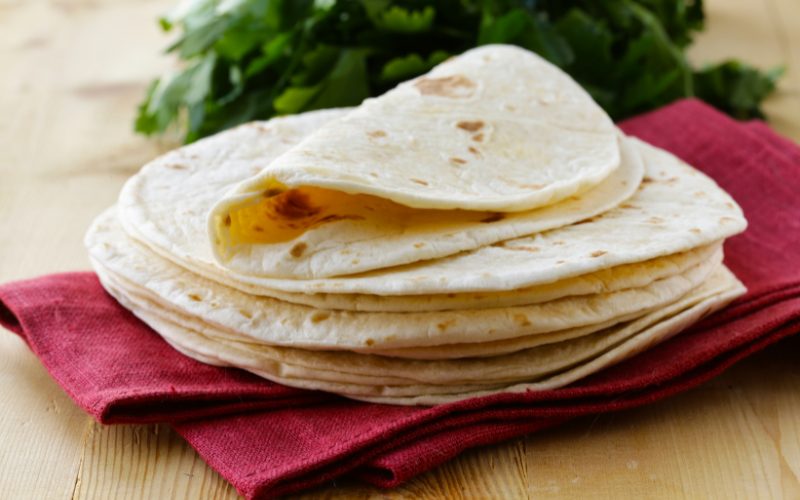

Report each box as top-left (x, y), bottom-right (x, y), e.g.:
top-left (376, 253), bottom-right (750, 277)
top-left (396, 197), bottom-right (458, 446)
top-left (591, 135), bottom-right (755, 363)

top-left (2, 99), bottom-right (800, 499)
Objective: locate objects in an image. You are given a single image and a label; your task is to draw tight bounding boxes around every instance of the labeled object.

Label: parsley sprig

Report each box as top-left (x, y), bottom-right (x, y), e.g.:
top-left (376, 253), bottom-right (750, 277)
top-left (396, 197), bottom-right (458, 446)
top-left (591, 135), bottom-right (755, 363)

top-left (136, 0), bottom-right (784, 143)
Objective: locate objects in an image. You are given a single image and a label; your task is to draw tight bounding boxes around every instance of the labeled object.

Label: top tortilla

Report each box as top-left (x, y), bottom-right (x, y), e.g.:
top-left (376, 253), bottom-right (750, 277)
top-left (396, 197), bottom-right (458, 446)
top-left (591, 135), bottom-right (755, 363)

top-left (122, 110), bottom-right (640, 280)
top-left (205, 45), bottom-right (621, 278)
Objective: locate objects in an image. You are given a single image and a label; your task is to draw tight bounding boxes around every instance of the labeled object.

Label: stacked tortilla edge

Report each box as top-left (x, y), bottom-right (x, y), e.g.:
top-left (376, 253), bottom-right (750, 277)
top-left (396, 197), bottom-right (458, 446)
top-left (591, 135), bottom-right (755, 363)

top-left (85, 46), bottom-right (748, 406)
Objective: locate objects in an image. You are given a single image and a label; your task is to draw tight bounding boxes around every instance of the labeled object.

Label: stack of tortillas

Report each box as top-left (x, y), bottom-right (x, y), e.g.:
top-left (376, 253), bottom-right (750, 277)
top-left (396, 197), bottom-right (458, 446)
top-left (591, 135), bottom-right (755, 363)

top-left (86, 45), bottom-right (748, 406)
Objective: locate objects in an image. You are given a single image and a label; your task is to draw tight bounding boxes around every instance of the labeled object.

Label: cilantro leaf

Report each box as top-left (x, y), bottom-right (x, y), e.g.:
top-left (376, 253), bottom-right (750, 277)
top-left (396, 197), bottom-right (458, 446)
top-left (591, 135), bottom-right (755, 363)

top-left (137, 0), bottom-right (784, 143)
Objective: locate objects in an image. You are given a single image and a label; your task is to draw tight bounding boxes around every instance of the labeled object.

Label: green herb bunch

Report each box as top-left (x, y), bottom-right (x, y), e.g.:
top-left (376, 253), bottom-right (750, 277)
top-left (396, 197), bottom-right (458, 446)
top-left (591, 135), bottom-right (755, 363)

top-left (136, 0), bottom-right (784, 143)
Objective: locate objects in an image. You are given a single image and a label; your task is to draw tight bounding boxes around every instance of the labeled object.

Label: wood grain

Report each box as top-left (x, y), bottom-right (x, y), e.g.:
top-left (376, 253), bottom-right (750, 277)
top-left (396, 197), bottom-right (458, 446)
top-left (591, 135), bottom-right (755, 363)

top-left (0, 0), bottom-right (799, 499)
top-left (74, 423), bottom-right (242, 500)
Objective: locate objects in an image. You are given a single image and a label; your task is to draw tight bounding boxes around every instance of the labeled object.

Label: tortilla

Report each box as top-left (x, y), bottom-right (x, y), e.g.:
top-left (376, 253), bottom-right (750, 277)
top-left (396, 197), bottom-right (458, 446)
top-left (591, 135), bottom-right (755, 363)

top-left (358, 269), bottom-right (745, 405)
top-left (187, 241), bottom-right (721, 313)
top-left (122, 115), bottom-right (639, 280)
top-left (95, 264), bottom-right (743, 403)
top-left (206, 45), bottom-right (622, 278)
top-left (118, 135), bottom-right (744, 295)
top-left (86, 208), bottom-right (722, 350)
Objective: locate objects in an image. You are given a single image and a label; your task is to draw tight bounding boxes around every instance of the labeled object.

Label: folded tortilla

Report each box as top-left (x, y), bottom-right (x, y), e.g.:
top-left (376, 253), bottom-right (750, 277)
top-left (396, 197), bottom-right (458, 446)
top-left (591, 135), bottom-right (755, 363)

top-left (205, 45), bottom-right (622, 279)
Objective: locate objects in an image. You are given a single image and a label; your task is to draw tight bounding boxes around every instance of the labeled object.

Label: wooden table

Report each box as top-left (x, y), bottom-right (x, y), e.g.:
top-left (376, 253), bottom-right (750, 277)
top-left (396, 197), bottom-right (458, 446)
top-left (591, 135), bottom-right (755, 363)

top-left (2, 1), bottom-right (799, 498)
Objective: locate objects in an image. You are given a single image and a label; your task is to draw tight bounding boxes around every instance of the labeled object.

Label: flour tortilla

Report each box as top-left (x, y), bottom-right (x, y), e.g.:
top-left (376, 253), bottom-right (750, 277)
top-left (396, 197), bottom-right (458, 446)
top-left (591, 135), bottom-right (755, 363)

top-left (207, 45), bottom-right (621, 278)
top-left (118, 136), bottom-right (744, 295)
top-left (359, 269), bottom-right (746, 405)
top-left (86, 208), bottom-right (722, 350)
top-left (95, 264), bottom-right (743, 403)
top-left (197, 241), bottom-right (721, 312)
top-left (122, 114), bottom-right (639, 281)
top-left (96, 260), bottom-right (728, 386)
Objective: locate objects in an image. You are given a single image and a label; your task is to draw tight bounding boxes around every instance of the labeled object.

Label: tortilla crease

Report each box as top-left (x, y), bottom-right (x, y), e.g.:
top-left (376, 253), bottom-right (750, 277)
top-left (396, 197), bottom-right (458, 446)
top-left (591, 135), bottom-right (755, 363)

top-left (87, 208), bottom-right (723, 351)
top-left (95, 264), bottom-right (743, 404)
top-left (119, 134), bottom-right (745, 295)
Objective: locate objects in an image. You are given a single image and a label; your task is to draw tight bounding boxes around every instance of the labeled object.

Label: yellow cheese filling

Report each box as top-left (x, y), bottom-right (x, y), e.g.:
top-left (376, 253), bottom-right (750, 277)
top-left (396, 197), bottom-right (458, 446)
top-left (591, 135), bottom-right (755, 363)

top-left (226, 185), bottom-right (500, 246)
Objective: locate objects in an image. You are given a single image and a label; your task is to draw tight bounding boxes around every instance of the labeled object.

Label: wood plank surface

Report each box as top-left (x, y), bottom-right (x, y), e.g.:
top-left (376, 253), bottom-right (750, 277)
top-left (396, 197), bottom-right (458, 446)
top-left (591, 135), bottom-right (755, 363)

top-left (1, 1), bottom-right (798, 499)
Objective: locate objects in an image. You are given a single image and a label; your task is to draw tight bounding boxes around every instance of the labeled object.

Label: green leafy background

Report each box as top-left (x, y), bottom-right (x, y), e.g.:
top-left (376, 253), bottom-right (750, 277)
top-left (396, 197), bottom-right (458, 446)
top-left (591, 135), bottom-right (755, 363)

top-left (136, 0), bottom-right (784, 143)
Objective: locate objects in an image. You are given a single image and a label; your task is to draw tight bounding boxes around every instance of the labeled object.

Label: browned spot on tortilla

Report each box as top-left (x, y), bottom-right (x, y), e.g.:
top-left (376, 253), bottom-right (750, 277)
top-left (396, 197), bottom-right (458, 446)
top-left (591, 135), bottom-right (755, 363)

top-left (315, 214), bottom-right (365, 226)
top-left (167, 164), bottom-right (189, 170)
top-left (413, 75), bottom-right (476, 98)
top-left (481, 213), bottom-right (505, 223)
top-left (644, 217), bottom-right (664, 224)
top-left (472, 133), bottom-right (484, 142)
top-left (273, 190), bottom-right (320, 219)
top-left (310, 312), bottom-right (330, 323)
top-left (506, 246), bottom-right (541, 252)
top-left (340, 250), bottom-right (351, 255)
top-left (622, 181), bottom-right (628, 185)
top-left (695, 191), bottom-right (706, 197)
top-left (590, 251), bottom-right (608, 258)
top-left (553, 241), bottom-right (565, 245)
top-left (450, 157), bottom-right (467, 164)
top-left (188, 294), bottom-right (202, 302)
top-left (689, 228), bottom-right (702, 233)
top-left (253, 225), bottom-right (264, 232)
top-left (513, 314), bottom-right (532, 327)
top-left (215, 238), bottom-right (221, 245)
top-left (351, 259), bottom-right (360, 265)
top-left (443, 234), bottom-right (454, 238)
top-left (365, 338), bottom-right (375, 347)
top-left (483, 272), bottom-right (491, 277)
top-left (570, 196), bottom-right (581, 201)
top-left (725, 202), bottom-right (734, 209)
top-left (456, 121), bottom-right (484, 132)
top-left (290, 242), bottom-right (307, 258)
top-left (239, 309), bottom-right (253, 319)
top-left (224, 215), bottom-right (231, 227)
top-left (410, 178), bottom-right (429, 186)
top-left (414, 243), bottom-right (425, 248)
top-left (369, 172), bottom-right (379, 177)
top-left (555, 260), bottom-right (565, 264)
top-left (281, 138), bottom-right (298, 145)
top-left (720, 217), bottom-right (736, 223)
top-left (437, 319), bottom-right (457, 332)
top-left (504, 104), bottom-right (516, 111)
top-left (620, 204), bottom-right (641, 209)
top-left (642, 177), bottom-right (654, 184)
top-left (492, 241), bottom-right (506, 248)
top-left (366, 130), bottom-right (387, 138)
top-left (488, 329), bottom-right (496, 334)
top-left (447, 293), bottom-right (456, 298)
top-left (264, 188), bottom-right (285, 198)
top-left (572, 218), bottom-right (594, 225)
top-left (384, 334), bottom-right (397, 341)
top-left (468, 147), bottom-right (483, 159)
